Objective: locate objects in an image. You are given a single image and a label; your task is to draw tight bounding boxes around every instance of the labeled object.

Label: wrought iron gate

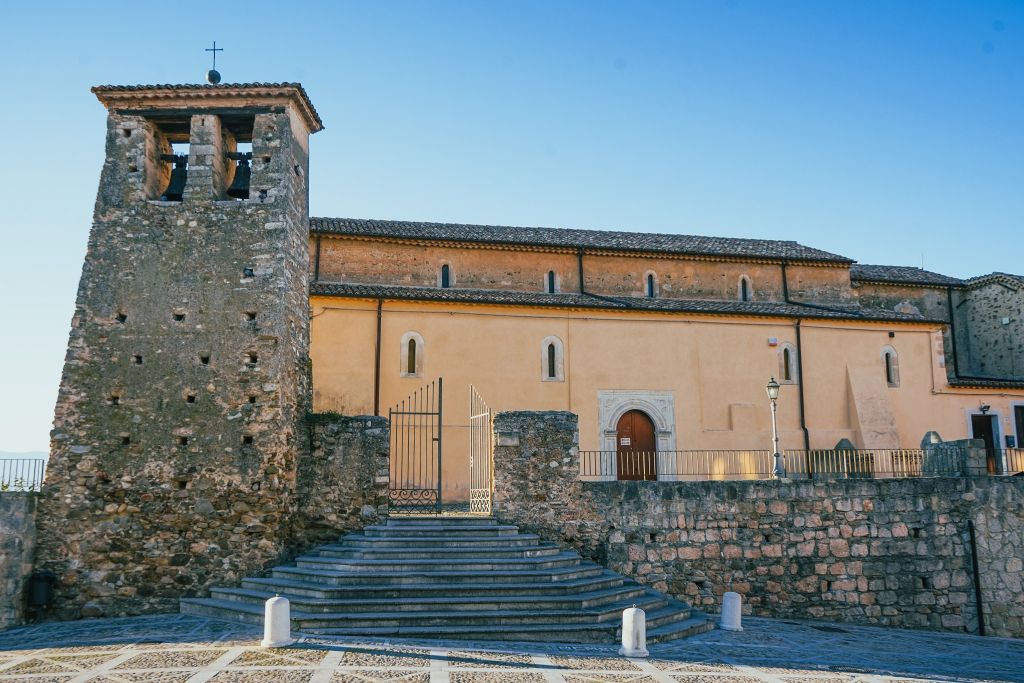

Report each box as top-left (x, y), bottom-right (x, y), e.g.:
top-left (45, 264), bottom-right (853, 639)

top-left (469, 385), bottom-right (494, 514)
top-left (389, 378), bottom-right (443, 514)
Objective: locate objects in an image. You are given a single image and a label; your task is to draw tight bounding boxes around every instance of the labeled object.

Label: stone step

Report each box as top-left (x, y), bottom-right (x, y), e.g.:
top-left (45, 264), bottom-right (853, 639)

top-left (647, 614), bottom-right (717, 643)
top-left (183, 594), bottom-right (670, 629)
top-left (338, 533), bottom-right (542, 548)
top-left (181, 515), bottom-right (709, 643)
top-left (316, 543), bottom-right (562, 560)
top-left (385, 515), bottom-right (497, 526)
top-left (180, 598), bottom-right (702, 644)
top-left (240, 573), bottom-right (629, 599)
top-left (211, 584), bottom-right (651, 613)
top-left (364, 524), bottom-right (520, 537)
top-left (271, 563), bottom-right (606, 586)
top-left (294, 551), bottom-right (582, 573)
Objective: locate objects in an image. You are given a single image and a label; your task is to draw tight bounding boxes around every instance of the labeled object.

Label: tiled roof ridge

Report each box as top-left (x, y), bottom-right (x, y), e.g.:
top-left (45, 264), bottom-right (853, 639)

top-left (310, 217), bottom-right (853, 264)
top-left (310, 280), bottom-right (938, 324)
top-left (91, 82), bottom-right (324, 131)
top-left (850, 263), bottom-right (964, 287)
top-left (965, 272), bottom-right (1024, 288)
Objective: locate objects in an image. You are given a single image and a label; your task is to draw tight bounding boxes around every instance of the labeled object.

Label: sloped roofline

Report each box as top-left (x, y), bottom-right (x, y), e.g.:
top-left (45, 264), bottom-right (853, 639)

top-left (310, 217), bottom-right (854, 264)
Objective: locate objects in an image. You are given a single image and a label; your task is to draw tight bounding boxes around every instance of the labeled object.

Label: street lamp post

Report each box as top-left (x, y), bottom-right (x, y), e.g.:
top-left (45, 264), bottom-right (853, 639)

top-left (766, 377), bottom-right (785, 479)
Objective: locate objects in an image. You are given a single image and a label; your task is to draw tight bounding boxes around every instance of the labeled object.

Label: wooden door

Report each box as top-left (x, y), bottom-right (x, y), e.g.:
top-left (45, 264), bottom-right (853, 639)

top-left (616, 410), bottom-right (657, 481)
top-left (971, 414), bottom-right (998, 474)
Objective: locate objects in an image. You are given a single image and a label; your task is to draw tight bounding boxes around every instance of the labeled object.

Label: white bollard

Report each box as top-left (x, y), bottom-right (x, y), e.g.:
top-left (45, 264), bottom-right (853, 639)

top-left (261, 596), bottom-right (296, 648)
top-left (619, 606), bottom-right (649, 658)
top-left (720, 591), bottom-right (743, 631)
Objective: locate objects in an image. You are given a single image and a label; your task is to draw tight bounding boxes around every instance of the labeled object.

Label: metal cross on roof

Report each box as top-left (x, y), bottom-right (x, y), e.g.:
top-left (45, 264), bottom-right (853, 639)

top-left (205, 41), bottom-right (223, 70)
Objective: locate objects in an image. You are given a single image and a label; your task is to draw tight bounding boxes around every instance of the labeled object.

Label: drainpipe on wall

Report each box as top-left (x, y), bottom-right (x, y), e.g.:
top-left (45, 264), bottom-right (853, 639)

top-left (781, 262), bottom-right (812, 453)
top-left (577, 248), bottom-right (585, 294)
top-left (374, 298), bottom-right (383, 416)
top-left (313, 234), bottom-right (322, 282)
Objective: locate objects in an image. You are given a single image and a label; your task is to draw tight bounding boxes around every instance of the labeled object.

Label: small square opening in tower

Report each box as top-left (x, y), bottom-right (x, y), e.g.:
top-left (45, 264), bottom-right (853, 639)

top-left (133, 354), bottom-right (143, 365)
top-left (246, 352), bottom-right (258, 365)
top-left (245, 311), bottom-right (257, 322)
top-left (248, 395), bottom-right (257, 404)
top-left (173, 313), bottom-right (185, 322)
top-left (186, 394), bottom-right (197, 404)
top-left (242, 435), bottom-right (254, 446)
top-left (199, 354), bottom-right (211, 365)
top-left (116, 312), bottom-right (127, 324)
top-left (120, 435), bottom-right (131, 446)
top-left (178, 436), bottom-right (189, 446)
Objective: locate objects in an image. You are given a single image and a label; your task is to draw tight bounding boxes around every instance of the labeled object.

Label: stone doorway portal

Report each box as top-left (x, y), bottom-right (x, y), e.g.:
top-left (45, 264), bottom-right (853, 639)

top-left (616, 409), bottom-right (657, 481)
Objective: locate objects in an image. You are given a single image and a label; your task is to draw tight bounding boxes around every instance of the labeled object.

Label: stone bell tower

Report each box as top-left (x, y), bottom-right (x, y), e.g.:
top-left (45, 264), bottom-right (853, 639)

top-left (34, 83), bottom-right (323, 618)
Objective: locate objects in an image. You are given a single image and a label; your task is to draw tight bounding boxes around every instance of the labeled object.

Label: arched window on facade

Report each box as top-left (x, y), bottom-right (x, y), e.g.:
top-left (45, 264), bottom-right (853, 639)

top-left (882, 346), bottom-right (900, 387)
top-left (778, 342), bottom-right (799, 384)
top-left (546, 270), bottom-right (558, 294)
top-left (541, 335), bottom-right (564, 382)
top-left (400, 331), bottom-right (424, 377)
top-left (440, 264), bottom-right (451, 288)
top-left (739, 275), bottom-right (752, 302)
top-left (645, 272), bottom-right (657, 298)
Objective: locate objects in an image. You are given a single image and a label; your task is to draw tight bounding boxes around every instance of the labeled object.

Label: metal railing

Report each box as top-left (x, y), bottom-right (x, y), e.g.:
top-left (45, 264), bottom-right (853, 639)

top-left (0, 458), bottom-right (47, 492)
top-left (580, 447), bottom-right (966, 482)
top-left (1004, 448), bottom-right (1024, 475)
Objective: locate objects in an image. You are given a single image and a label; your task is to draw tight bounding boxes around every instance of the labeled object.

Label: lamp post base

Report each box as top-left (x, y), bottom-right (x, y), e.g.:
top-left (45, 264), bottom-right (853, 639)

top-left (772, 452), bottom-right (786, 479)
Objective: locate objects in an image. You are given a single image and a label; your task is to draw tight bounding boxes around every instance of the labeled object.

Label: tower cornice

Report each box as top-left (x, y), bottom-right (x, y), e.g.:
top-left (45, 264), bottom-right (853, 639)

top-left (92, 83), bottom-right (324, 134)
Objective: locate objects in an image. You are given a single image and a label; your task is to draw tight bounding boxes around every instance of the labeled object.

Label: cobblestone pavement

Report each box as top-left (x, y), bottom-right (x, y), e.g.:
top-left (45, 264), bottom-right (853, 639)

top-left (0, 614), bottom-right (1021, 683)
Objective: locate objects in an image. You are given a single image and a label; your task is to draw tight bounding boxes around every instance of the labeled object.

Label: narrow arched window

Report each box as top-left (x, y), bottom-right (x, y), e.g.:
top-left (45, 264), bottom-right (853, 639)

top-left (646, 273), bottom-right (655, 298)
top-left (881, 346), bottom-right (900, 387)
top-left (778, 342), bottom-right (799, 384)
top-left (547, 270), bottom-right (557, 294)
top-left (440, 264), bottom-right (451, 288)
top-left (740, 276), bottom-right (751, 302)
top-left (400, 331), bottom-right (424, 377)
top-left (541, 336), bottom-right (564, 382)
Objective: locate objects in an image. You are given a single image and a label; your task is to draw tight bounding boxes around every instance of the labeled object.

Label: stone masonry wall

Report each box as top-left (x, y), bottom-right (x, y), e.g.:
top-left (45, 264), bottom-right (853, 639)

top-left (34, 101), bottom-right (314, 619)
top-left (0, 494), bottom-right (36, 629)
top-left (955, 280), bottom-right (1024, 380)
top-left (492, 411), bottom-right (1024, 638)
top-left (293, 414), bottom-right (390, 548)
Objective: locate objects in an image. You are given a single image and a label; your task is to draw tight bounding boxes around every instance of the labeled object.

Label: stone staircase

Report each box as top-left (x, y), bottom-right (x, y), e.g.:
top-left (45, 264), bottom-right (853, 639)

top-left (180, 516), bottom-right (712, 643)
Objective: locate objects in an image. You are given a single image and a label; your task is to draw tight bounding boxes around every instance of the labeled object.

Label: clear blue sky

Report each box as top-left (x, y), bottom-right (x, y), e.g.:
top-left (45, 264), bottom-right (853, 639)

top-left (0, 1), bottom-right (1021, 453)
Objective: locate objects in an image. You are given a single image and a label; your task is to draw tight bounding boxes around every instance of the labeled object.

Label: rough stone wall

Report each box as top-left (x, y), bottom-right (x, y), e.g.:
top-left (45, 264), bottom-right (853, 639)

top-left (492, 411), bottom-right (1024, 637)
top-left (293, 414), bottom-right (389, 548)
top-left (314, 236), bottom-right (856, 305)
top-left (0, 493), bottom-right (36, 629)
top-left (954, 281), bottom-right (1024, 380)
top-left (853, 283), bottom-right (950, 320)
top-left (34, 104), bottom-right (313, 619)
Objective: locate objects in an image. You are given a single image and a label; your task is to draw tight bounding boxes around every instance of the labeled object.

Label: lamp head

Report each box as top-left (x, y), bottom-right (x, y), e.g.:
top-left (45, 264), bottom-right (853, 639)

top-left (766, 377), bottom-right (781, 401)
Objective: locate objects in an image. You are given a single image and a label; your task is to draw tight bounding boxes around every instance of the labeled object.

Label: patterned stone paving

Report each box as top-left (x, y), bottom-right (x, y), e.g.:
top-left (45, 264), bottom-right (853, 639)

top-left (0, 614), bottom-right (1021, 683)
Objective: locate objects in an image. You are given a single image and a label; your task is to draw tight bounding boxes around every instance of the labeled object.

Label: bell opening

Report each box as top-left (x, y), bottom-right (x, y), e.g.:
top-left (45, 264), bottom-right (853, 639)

top-left (226, 141), bottom-right (253, 200)
top-left (159, 143), bottom-right (190, 202)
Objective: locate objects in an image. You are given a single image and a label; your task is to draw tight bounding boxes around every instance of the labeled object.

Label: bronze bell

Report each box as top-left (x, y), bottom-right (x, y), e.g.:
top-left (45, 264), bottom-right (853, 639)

top-left (159, 154), bottom-right (188, 202)
top-left (227, 153), bottom-right (252, 200)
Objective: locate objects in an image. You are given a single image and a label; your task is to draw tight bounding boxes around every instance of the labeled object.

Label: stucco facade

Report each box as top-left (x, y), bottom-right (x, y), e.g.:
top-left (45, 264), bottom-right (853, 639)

top-left (308, 232), bottom-right (1024, 502)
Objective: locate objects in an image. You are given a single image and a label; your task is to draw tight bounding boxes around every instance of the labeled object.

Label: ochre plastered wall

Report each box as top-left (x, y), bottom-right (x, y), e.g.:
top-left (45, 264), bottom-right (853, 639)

top-left (310, 296), bottom-right (1024, 500)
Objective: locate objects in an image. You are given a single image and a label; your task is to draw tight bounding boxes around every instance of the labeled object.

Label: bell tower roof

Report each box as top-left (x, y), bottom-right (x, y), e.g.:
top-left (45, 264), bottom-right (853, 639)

top-left (91, 82), bottom-right (324, 134)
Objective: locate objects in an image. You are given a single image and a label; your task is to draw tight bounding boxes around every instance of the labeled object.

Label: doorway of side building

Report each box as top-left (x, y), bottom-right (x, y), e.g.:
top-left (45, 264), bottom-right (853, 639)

top-left (970, 413), bottom-right (999, 474)
top-left (616, 409), bottom-right (657, 481)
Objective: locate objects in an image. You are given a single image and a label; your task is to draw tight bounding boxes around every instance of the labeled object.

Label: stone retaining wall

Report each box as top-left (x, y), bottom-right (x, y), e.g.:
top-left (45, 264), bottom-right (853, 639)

top-left (492, 411), bottom-right (1024, 638)
top-left (294, 414), bottom-right (390, 548)
top-left (0, 493), bottom-right (36, 629)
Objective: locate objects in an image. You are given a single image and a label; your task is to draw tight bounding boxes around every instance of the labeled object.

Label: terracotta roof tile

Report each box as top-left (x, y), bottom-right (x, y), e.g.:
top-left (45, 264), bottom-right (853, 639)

top-left (310, 281), bottom-right (937, 323)
top-left (850, 264), bottom-right (963, 287)
top-left (310, 218), bottom-right (853, 263)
